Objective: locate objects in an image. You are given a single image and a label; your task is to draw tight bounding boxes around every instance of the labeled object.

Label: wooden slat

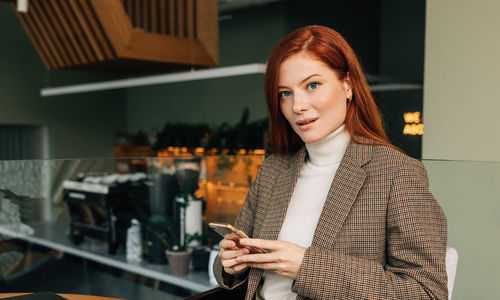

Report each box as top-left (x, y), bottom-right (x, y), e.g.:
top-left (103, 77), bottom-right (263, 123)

top-left (151, 0), bottom-right (158, 33)
top-left (160, 0), bottom-right (167, 34)
top-left (168, 0), bottom-right (175, 35)
top-left (176, 0), bottom-right (184, 37)
top-left (58, 0), bottom-right (96, 62)
top-left (195, 0), bottom-right (218, 65)
top-left (89, 0), bottom-right (134, 51)
top-left (123, 0), bottom-right (133, 26)
top-left (30, 0), bottom-right (73, 67)
top-left (79, 0), bottom-right (115, 59)
top-left (38, 0), bottom-right (80, 65)
top-left (135, 0), bottom-right (141, 28)
top-left (186, 0), bottom-right (194, 38)
top-left (15, 8), bottom-right (54, 68)
top-left (28, 2), bottom-right (65, 68)
top-left (127, 0), bottom-right (133, 26)
top-left (48, 0), bottom-right (88, 64)
top-left (143, 0), bottom-right (149, 31)
top-left (68, 0), bottom-right (105, 61)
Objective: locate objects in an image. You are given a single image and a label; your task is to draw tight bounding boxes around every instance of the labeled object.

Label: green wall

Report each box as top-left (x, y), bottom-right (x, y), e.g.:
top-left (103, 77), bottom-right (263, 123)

top-left (424, 160), bottom-right (500, 299)
top-left (0, 3), bottom-right (126, 159)
top-left (423, 0), bottom-right (500, 298)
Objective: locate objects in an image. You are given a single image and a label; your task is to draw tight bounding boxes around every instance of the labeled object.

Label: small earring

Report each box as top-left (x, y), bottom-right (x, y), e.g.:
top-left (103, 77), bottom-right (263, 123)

top-left (347, 97), bottom-right (352, 103)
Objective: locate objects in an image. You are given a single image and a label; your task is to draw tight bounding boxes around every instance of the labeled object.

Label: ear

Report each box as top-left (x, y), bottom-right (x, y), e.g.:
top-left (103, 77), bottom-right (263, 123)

top-left (344, 73), bottom-right (353, 99)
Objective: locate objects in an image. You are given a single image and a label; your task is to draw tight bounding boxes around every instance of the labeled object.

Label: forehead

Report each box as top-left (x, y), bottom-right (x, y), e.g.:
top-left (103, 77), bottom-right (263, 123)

top-left (278, 52), bottom-right (335, 81)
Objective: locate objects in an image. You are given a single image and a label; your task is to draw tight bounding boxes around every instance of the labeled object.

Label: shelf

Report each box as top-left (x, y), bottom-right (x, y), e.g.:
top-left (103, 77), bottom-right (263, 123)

top-left (40, 63), bottom-right (267, 97)
top-left (40, 63), bottom-right (422, 97)
top-left (0, 221), bottom-right (215, 293)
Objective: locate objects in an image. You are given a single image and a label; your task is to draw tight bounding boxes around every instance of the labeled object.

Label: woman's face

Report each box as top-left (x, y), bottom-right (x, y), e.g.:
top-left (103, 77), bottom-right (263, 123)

top-left (278, 52), bottom-right (352, 144)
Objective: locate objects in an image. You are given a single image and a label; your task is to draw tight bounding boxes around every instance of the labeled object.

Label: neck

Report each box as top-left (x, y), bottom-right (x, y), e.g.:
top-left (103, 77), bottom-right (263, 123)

top-left (305, 125), bottom-right (350, 166)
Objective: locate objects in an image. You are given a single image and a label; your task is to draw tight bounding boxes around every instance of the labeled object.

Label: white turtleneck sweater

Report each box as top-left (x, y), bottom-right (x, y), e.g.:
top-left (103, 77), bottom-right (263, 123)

top-left (257, 125), bottom-right (350, 300)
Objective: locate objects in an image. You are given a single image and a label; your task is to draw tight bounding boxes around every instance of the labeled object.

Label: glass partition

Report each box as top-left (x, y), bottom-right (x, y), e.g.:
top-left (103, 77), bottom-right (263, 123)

top-left (0, 154), bottom-right (264, 298)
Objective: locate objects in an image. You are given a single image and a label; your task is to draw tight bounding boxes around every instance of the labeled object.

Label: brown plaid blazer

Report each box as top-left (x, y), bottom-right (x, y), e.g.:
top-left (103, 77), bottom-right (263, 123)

top-left (214, 139), bottom-right (448, 299)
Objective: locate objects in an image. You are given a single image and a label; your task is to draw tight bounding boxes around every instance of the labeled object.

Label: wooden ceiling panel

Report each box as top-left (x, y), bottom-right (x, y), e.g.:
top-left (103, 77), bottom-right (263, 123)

top-left (8, 0), bottom-right (218, 74)
top-left (30, 0), bottom-right (71, 67)
top-left (48, 0), bottom-right (89, 64)
top-left (78, 0), bottom-right (115, 60)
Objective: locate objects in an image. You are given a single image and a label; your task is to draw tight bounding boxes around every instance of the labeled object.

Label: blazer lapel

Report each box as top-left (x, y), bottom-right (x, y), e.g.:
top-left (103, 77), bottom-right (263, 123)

top-left (257, 147), bottom-right (307, 241)
top-left (311, 140), bottom-right (371, 249)
top-left (247, 148), bottom-right (306, 299)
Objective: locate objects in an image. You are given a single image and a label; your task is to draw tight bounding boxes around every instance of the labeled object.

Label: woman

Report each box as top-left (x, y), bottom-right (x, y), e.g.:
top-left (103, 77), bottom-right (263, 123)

top-left (213, 25), bottom-right (448, 300)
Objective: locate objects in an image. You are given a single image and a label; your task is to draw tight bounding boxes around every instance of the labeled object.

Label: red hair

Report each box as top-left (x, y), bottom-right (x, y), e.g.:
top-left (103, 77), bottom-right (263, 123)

top-left (265, 25), bottom-right (394, 155)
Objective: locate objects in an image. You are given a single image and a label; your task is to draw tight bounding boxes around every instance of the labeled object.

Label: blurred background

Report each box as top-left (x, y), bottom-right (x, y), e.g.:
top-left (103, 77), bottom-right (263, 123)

top-left (0, 0), bottom-right (498, 299)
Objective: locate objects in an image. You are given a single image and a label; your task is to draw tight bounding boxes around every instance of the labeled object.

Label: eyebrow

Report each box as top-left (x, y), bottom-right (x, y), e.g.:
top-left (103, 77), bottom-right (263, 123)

top-left (278, 74), bottom-right (322, 89)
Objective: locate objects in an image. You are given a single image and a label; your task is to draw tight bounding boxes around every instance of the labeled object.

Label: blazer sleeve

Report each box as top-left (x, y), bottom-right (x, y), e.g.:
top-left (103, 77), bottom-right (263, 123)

top-left (213, 158), bottom-right (264, 290)
top-left (291, 160), bottom-right (448, 299)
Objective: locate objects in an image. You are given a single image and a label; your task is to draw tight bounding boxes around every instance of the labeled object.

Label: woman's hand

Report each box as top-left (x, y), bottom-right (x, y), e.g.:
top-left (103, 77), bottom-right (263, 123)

top-left (218, 233), bottom-right (250, 275)
top-left (236, 238), bottom-right (306, 279)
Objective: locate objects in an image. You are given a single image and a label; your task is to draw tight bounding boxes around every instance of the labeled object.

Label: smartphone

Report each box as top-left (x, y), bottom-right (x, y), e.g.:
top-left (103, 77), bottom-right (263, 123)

top-left (208, 222), bottom-right (266, 254)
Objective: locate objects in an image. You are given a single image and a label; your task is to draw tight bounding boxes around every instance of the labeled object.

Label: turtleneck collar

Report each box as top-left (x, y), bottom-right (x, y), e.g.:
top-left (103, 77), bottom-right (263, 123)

top-left (305, 124), bottom-right (350, 166)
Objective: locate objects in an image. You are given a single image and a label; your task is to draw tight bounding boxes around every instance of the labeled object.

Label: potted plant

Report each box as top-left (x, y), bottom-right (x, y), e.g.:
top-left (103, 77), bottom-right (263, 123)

top-left (145, 212), bottom-right (201, 276)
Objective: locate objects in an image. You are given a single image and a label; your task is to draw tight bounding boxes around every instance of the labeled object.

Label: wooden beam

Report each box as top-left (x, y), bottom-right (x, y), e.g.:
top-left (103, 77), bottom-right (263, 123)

top-left (195, 0), bottom-right (218, 65)
top-left (121, 30), bottom-right (215, 66)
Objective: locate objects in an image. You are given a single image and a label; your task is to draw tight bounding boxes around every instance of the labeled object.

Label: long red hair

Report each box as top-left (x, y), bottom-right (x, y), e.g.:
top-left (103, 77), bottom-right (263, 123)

top-left (265, 25), bottom-right (394, 155)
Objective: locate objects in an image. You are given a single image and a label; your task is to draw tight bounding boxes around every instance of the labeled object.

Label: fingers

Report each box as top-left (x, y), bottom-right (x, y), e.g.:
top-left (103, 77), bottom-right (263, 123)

top-left (221, 250), bottom-right (250, 275)
top-left (223, 262), bottom-right (249, 275)
top-left (218, 240), bottom-right (250, 275)
top-left (219, 238), bottom-right (238, 250)
top-left (239, 238), bottom-right (280, 250)
top-left (220, 248), bottom-right (249, 260)
top-left (236, 252), bottom-right (277, 264)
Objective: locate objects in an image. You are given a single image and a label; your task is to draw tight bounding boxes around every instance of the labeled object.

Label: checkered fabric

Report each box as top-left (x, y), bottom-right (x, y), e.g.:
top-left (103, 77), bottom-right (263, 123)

top-left (213, 139), bottom-right (448, 299)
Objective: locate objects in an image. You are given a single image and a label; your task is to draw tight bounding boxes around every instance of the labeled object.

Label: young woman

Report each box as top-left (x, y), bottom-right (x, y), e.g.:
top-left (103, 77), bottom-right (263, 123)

top-left (213, 25), bottom-right (448, 300)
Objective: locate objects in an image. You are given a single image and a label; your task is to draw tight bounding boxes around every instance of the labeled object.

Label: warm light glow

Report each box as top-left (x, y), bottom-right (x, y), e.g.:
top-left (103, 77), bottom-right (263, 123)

top-left (403, 123), bottom-right (424, 135)
top-left (404, 112), bottom-right (421, 124)
top-left (194, 147), bottom-right (205, 155)
top-left (403, 111), bottom-right (423, 135)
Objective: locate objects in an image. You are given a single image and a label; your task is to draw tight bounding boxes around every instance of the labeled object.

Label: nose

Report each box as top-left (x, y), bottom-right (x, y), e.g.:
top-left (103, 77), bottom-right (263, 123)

top-left (292, 94), bottom-right (309, 114)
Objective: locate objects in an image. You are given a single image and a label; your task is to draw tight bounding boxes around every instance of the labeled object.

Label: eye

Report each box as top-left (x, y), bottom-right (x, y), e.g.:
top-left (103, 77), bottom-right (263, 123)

top-left (279, 90), bottom-right (292, 99)
top-left (307, 82), bottom-right (319, 90)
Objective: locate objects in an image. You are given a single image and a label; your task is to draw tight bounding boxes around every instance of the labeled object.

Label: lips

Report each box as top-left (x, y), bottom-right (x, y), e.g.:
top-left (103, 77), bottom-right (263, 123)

top-left (296, 118), bottom-right (317, 126)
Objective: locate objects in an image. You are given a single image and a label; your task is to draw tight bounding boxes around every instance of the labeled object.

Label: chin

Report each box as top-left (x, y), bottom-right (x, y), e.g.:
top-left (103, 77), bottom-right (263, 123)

top-left (299, 134), bottom-right (324, 144)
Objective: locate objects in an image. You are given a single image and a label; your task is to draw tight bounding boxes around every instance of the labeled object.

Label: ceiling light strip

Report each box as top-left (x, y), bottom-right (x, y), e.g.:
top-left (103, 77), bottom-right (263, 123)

top-left (40, 63), bottom-right (267, 97)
